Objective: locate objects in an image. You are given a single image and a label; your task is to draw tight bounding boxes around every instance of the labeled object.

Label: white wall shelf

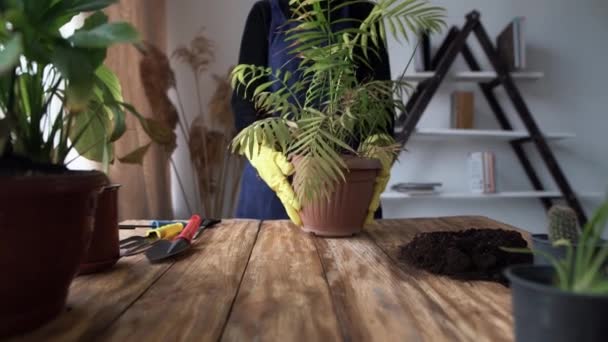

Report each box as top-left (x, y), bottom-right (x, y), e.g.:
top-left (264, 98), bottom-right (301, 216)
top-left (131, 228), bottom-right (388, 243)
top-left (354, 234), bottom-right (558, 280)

top-left (382, 191), bottom-right (604, 200)
top-left (402, 71), bottom-right (544, 82)
top-left (406, 128), bottom-right (575, 141)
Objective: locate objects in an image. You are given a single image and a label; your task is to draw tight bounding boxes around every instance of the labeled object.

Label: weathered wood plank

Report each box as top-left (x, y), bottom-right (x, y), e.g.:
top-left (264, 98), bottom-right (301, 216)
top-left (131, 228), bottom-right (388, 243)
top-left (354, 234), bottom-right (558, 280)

top-left (363, 217), bottom-right (518, 342)
top-left (221, 221), bottom-right (342, 342)
top-left (99, 219), bottom-right (260, 341)
top-left (315, 230), bottom-right (474, 342)
top-left (11, 227), bottom-right (172, 341)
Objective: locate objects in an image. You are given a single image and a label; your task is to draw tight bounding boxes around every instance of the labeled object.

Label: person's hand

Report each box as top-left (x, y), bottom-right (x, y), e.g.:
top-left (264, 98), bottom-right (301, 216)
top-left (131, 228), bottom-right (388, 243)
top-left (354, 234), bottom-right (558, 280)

top-left (243, 144), bottom-right (302, 226)
top-left (360, 134), bottom-right (395, 225)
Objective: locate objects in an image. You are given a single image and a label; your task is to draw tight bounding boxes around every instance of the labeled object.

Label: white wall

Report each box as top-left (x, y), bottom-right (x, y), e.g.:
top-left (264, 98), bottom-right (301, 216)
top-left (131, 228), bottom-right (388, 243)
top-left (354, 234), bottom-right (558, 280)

top-left (385, 0), bottom-right (608, 233)
top-left (167, 0), bottom-right (608, 232)
top-left (167, 0), bottom-right (259, 218)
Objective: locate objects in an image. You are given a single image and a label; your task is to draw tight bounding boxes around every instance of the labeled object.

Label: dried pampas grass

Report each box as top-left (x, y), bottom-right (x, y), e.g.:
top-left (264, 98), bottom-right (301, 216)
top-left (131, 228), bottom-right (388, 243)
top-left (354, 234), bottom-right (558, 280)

top-left (186, 69), bottom-right (243, 217)
top-left (207, 69), bottom-right (235, 133)
top-left (172, 28), bottom-right (215, 75)
top-left (139, 42), bottom-right (180, 135)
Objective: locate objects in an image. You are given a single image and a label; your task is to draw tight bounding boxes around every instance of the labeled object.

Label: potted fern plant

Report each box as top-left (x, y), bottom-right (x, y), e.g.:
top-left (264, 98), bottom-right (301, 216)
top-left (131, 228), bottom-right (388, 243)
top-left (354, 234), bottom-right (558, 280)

top-left (231, 0), bottom-right (444, 236)
top-left (505, 199), bottom-right (608, 342)
top-left (0, 0), bottom-right (168, 336)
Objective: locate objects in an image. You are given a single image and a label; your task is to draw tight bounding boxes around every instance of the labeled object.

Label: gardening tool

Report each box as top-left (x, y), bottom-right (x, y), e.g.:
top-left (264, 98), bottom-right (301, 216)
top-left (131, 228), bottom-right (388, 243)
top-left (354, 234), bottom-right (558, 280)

top-left (145, 215), bottom-right (206, 263)
top-left (119, 220), bottom-right (188, 229)
top-left (119, 223), bottom-right (184, 257)
top-left (193, 218), bottom-right (222, 239)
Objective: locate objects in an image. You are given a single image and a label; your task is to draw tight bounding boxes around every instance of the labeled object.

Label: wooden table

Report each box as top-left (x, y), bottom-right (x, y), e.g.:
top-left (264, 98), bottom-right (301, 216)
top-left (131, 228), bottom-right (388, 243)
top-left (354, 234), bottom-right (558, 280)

top-left (13, 216), bottom-right (524, 342)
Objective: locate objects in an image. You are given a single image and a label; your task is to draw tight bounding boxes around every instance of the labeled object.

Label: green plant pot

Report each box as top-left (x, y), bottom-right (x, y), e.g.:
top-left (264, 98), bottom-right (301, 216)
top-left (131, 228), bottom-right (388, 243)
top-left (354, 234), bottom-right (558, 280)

top-left (505, 265), bottom-right (608, 342)
top-left (0, 171), bottom-right (106, 337)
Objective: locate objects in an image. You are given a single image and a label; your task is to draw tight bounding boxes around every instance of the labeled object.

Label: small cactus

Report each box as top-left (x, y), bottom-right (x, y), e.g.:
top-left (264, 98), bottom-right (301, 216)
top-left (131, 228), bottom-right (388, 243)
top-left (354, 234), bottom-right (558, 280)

top-left (547, 205), bottom-right (580, 244)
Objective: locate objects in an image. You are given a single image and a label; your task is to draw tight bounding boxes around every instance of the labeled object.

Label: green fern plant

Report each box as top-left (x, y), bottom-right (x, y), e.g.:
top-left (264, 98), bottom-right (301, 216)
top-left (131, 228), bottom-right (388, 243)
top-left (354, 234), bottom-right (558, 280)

top-left (231, 0), bottom-right (445, 204)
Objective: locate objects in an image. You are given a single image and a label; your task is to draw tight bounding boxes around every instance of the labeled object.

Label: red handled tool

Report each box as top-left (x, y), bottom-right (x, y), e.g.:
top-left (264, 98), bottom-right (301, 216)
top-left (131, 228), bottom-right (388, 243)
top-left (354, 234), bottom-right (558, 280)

top-left (145, 215), bottom-right (202, 263)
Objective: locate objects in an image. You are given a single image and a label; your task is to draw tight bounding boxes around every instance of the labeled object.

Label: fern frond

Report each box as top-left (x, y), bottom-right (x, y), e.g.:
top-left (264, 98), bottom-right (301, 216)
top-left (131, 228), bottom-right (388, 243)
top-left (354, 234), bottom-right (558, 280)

top-left (231, 0), bottom-right (445, 204)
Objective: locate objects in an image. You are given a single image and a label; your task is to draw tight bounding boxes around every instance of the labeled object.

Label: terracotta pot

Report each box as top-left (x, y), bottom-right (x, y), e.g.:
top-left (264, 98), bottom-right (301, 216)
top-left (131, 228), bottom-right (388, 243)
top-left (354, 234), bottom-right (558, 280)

top-left (296, 156), bottom-right (381, 237)
top-left (0, 171), bottom-right (106, 337)
top-left (79, 184), bottom-right (121, 275)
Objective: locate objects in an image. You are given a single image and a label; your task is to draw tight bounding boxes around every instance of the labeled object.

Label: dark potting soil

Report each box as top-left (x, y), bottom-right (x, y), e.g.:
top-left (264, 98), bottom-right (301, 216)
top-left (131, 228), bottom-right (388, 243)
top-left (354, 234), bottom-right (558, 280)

top-left (399, 228), bottom-right (532, 285)
top-left (0, 155), bottom-right (68, 176)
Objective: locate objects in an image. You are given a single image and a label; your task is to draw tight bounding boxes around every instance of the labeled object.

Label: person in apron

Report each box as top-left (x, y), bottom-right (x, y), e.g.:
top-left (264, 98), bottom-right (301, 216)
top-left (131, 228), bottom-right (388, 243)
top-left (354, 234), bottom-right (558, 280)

top-left (232, 0), bottom-right (393, 220)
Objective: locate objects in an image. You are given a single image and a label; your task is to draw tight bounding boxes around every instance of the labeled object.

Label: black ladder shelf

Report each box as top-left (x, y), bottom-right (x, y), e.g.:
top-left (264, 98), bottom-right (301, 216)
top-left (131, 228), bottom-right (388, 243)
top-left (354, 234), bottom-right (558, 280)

top-left (395, 10), bottom-right (587, 226)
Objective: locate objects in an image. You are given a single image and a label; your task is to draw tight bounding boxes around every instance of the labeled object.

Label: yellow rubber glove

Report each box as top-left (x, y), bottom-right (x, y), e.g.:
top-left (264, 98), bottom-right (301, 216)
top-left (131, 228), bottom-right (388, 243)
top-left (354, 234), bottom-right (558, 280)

top-left (243, 144), bottom-right (302, 226)
top-left (360, 134), bottom-right (396, 225)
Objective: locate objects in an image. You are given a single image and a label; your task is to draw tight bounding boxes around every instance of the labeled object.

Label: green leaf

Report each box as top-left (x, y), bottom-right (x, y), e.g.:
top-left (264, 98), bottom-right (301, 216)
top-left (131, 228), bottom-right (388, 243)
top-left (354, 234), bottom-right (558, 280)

top-left (70, 22), bottom-right (139, 48)
top-left (81, 10), bottom-right (109, 30)
top-left (0, 118), bottom-right (10, 155)
top-left (69, 108), bottom-right (113, 163)
top-left (95, 64), bottom-right (123, 101)
top-left (0, 34), bottom-right (22, 75)
top-left (51, 45), bottom-right (105, 110)
top-left (143, 118), bottom-right (176, 149)
top-left (118, 143), bottom-right (151, 164)
top-left (94, 65), bottom-right (126, 141)
top-left (51, 0), bottom-right (118, 13)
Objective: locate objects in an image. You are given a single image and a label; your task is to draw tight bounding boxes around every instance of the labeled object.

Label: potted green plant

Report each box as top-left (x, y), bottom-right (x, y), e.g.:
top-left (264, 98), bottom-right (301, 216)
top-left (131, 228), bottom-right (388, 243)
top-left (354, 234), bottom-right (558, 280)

top-left (230, 0), bottom-right (444, 236)
top-left (505, 199), bottom-right (608, 342)
top-left (531, 204), bottom-right (606, 266)
top-left (0, 0), bottom-right (168, 336)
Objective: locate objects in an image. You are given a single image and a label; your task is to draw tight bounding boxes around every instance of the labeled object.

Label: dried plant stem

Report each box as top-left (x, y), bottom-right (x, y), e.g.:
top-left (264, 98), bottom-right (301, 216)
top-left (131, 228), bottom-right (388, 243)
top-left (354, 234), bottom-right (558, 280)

top-left (173, 86), bottom-right (192, 133)
top-left (172, 85), bottom-right (204, 214)
top-left (170, 157), bottom-right (194, 215)
top-left (216, 147), bottom-right (232, 216)
top-left (193, 74), bottom-right (213, 208)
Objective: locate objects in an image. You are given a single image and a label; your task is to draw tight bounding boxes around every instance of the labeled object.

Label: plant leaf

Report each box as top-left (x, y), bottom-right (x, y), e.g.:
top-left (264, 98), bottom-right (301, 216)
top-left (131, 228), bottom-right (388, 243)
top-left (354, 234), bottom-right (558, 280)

top-left (70, 22), bottom-right (139, 48)
top-left (51, 0), bottom-right (118, 14)
top-left (0, 34), bottom-right (22, 75)
top-left (0, 118), bottom-right (10, 154)
top-left (51, 45), bottom-right (104, 110)
top-left (118, 142), bottom-right (151, 164)
top-left (68, 106), bottom-right (112, 162)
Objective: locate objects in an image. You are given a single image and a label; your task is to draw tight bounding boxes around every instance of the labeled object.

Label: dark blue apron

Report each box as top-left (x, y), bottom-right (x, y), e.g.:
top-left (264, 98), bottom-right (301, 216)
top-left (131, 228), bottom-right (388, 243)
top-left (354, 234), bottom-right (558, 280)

top-left (237, 0), bottom-right (383, 220)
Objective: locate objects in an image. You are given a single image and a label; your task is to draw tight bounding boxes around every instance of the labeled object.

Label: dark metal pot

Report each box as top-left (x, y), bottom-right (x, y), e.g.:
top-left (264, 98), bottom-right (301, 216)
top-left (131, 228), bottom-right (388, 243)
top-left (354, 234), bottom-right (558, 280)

top-left (0, 171), bottom-right (106, 337)
top-left (78, 184), bottom-right (121, 275)
top-left (505, 265), bottom-right (608, 342)
top-left (532, 234), bottom-right (607, 266)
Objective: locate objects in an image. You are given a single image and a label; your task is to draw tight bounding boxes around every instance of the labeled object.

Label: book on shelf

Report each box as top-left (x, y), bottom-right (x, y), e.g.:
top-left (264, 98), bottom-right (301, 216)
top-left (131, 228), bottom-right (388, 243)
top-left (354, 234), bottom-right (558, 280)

top-left (496, 17), bottom-right (526, 70)
top-left (451, 91), bottom-right (474, 129)
top-left (468, 152), bottom-right (496, 194)
top-left (402, 190), bottom-right (441, 196)
top-left (391, 182), bottom-right (442, 194)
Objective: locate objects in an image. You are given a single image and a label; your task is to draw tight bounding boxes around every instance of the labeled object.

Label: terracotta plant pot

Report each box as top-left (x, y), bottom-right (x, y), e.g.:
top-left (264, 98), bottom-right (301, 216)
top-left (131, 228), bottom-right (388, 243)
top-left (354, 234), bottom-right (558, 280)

top-left (0, 171), bottom-right (106, 337)
top-left (79, 184), bottom-right (121, 275)
top-left (296, 156), bottom-right (381, 237)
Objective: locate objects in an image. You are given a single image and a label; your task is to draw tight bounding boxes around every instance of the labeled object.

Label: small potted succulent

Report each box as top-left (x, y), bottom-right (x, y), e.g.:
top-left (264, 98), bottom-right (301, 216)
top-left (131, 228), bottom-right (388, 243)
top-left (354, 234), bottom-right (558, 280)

top-left (505, 199), bottom-right (608, 342)
top-left (531, 204), bottom-right (606, 266)
top-left (0, 0), bottom-right (169, 336)
top-left (231, 0), bottom-right (444, 236)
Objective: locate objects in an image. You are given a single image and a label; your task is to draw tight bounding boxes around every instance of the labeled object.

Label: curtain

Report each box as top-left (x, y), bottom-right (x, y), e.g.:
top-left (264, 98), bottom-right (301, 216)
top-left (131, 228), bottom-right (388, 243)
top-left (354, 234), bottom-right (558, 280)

top-left (105, 0), bottom-right (173, 220)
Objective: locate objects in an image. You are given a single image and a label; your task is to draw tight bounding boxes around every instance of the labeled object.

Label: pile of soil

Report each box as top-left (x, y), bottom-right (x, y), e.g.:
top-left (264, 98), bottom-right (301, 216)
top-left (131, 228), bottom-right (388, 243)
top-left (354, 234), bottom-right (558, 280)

top-left (0, 155), bottom-right (67, 176)
top-left (399, 228), bottom-right (532, 285)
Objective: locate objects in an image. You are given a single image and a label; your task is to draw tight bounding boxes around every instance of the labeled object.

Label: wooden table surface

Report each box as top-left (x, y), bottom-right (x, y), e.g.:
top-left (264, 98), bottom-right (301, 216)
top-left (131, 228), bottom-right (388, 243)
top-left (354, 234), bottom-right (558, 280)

top-left (12, 216), bottom-right (525, 342)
